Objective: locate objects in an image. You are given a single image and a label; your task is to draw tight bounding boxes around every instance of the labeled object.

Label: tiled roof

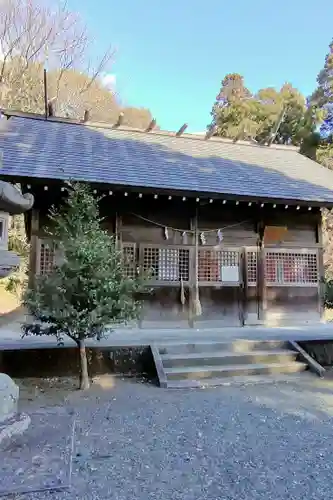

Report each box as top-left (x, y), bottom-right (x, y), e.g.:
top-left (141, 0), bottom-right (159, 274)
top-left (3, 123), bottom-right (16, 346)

top-left (1, 112), bottom-right (333, 205)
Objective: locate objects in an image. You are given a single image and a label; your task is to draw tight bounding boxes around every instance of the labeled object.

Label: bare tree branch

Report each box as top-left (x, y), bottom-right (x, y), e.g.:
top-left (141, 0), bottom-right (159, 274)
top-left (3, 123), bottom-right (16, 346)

top-left (0, 0), bottom-right (114, 113)
top-left (0, 0), bottom-right (154, 127)
top-left (79, 45), bottom-right (115, 95)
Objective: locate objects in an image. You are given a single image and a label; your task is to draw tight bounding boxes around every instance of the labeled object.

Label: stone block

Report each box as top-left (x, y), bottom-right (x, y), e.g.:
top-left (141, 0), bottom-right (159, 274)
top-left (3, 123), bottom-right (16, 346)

top-left (0, 373), bottom-right (19, 423)
top-left (0, 413), bottom-right (31, 447)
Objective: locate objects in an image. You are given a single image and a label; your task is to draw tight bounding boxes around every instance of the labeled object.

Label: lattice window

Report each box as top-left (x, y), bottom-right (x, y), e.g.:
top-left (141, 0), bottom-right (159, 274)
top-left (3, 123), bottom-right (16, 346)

top-left (142, 246), bottom-right (190, 282)
top-left (122, 243), bottom-right (137, 278)
top-left (265, 251), bottom-right (318, 286)
top-left (198, 249), bottom-right (240, 283)
top-left (246, 250), bottom-right (257, 286)
top-left (38, 240), bottom-right (55, 275)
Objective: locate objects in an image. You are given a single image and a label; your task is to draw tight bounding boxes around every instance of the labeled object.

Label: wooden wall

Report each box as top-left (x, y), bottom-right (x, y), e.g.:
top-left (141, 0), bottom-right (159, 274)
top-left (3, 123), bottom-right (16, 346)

top-left (264, 287), bottom-right (320, 326)
top-left (28, 190), bottom-right (324, 329)
top-left (117, 201), bottom-right (322, 328)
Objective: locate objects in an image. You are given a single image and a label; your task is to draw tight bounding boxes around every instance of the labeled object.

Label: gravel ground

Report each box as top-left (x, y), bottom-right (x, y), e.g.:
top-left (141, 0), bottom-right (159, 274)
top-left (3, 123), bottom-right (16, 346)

top-left (0, 408), bottom-right (73, 496)
top-left (6, 374), bottom-right (333, 500)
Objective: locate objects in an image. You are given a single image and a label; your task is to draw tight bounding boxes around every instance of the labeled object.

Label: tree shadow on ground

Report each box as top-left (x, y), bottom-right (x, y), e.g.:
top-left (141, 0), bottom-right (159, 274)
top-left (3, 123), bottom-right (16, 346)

top-left (248, 375), bottom-right (333, 421)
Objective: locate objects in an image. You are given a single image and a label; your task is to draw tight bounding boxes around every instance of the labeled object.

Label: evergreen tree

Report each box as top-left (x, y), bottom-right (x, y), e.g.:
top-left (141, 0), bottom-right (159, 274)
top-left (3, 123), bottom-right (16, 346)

top-left (214, 73), bottom-right (252, 109)
top-left (309, 39), bottom-right (333, 138)
top-left (210, 74), bottom-right (310, 145)
top-left (210, 73), bottom-right (260, 140)
top-left (274, 84), bottom-right (307, 144)
top-left (22, 183), bottom-right (148, 389)
top-left (307, 41), bottom-right (333, 284)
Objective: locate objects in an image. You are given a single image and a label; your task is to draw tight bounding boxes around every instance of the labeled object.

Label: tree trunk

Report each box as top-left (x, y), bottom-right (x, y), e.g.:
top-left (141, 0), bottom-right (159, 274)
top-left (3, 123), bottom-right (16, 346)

top-left (78, 339), bottom-right (90, 390)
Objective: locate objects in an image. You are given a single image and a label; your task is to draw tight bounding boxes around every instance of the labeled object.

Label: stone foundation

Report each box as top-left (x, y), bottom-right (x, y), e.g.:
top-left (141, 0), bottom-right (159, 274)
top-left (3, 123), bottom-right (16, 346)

top-left (1, 346), bottom-right (157, 381)
top-left (299, 340), bottom-right (333, 366)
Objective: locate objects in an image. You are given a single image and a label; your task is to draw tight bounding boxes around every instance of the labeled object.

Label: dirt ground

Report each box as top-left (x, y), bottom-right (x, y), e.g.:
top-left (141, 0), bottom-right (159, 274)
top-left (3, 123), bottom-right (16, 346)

top-left (15, 374), bottom-right (144, 412)
top-left (0, 285), bottom-right (20, 315)
top-left (16, 376), bottom-right (79, 410)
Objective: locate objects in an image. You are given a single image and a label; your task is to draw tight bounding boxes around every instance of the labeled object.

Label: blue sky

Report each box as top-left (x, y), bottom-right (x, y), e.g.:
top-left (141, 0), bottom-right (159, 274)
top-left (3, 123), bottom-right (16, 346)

top-left (68, 0), bottom-right (333, 132)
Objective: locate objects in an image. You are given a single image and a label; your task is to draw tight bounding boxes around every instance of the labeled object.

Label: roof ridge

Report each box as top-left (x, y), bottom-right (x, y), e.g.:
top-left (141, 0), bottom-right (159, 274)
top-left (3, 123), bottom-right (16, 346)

top-left (1, 109), bottom-right (299, 152)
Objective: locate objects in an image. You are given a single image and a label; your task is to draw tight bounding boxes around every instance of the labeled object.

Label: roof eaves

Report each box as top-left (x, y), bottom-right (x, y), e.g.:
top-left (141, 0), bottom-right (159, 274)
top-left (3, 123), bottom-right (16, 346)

top-left (1, 173), bottom-right (330, 208)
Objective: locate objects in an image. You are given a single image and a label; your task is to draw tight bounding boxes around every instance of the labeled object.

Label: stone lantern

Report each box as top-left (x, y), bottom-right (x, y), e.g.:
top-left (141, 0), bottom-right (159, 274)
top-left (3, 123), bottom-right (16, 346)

top-left (0, 181), bottom-right (33, 446)
top-left (0, 181), bottom-right (34, 278)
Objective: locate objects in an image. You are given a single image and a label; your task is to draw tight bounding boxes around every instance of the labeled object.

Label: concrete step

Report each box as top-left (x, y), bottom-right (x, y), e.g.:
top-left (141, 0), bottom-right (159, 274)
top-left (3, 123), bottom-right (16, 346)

top-left (158, 339), bottom-right (288, 356)
top-left (164, 361), bottom-right (307, 381)
top-left (161, 349), bottom-right (297, 368)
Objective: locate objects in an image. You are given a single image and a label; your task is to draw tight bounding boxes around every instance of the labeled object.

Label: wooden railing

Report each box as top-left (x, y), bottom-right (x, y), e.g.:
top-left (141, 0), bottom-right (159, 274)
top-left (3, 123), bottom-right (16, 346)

top-left (36, 238), bottom-right (320, 287)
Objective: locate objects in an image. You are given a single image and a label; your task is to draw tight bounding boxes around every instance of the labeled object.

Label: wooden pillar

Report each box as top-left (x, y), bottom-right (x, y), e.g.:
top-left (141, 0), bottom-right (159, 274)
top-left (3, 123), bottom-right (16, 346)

top-left (188, 214), bottom-right (197, 328)
top-left (239, 249), bottom-right (246, 326)
top-left (114, 212), bottom-right (122, 247)
top-left (316, 212), bottom-right (325, 319)
top-left (28, 209), bottom-right (39, 288)
top-left (256, 221), bottom-right (266, 322)
top-left (116, 212), bottom-right (141, 328)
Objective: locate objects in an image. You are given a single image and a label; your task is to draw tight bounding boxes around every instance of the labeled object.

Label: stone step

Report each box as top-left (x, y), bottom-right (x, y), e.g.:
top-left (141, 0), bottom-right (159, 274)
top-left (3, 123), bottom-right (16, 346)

top-left (164, 361), bottom-right (307, 381)
top-left (158, 340), bottom-right (288, 356)
top-left (160, 349), bottom-right (297, 368)
top-left (166, 371), bottom-right (314, 389)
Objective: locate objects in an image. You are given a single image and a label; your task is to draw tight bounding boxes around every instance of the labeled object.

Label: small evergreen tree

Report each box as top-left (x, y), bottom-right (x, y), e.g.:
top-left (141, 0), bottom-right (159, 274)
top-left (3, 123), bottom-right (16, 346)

top-left (22, 182), bottom-right (148, 389)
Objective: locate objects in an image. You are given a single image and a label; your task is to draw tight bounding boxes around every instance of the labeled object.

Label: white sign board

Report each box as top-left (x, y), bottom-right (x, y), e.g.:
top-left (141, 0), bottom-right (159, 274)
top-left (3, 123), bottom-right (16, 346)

top-left (220, 265), bottom-right (239, 283)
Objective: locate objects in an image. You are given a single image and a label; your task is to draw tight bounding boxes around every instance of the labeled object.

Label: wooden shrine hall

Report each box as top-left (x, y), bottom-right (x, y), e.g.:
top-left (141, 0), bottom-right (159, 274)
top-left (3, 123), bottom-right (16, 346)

top-left (1, 109), bottom-right (333, 330)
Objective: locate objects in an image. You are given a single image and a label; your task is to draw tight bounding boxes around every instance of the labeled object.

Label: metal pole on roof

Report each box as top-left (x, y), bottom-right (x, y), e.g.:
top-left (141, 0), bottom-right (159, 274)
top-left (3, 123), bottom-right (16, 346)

top-left (43, 69), bottom-right (48, 120)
